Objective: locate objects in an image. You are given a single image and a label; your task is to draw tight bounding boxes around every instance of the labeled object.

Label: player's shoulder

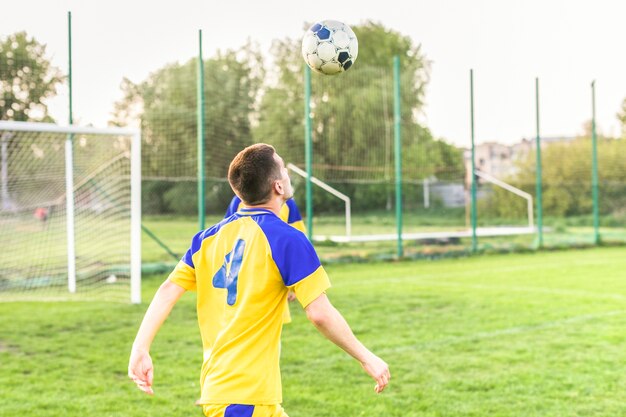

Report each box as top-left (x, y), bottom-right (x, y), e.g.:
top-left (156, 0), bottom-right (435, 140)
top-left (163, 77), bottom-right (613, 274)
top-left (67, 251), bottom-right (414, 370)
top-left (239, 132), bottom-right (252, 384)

top-left (256, 212), bottom-right (320, 284)
top-left (183, 216), bottom-right (240, 266)
top-left (200, 214), bottom-right (240, 240)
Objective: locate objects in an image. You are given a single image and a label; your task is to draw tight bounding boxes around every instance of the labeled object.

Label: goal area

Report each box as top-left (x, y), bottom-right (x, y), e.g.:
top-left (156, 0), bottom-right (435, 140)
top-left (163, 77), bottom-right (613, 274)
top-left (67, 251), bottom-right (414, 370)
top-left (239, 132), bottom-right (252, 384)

top-left (0, 121), bottom-right (141, 303)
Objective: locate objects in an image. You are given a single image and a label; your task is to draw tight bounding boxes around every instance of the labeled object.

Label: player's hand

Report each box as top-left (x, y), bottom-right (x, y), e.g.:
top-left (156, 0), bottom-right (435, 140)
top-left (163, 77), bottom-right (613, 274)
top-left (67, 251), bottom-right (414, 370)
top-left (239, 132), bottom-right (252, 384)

top-left (128, 347), bottom-right (154, 395)
top-left (287, 291), bottom-right (297, 302)
top-left (360, 353), bottom-right (390, 393)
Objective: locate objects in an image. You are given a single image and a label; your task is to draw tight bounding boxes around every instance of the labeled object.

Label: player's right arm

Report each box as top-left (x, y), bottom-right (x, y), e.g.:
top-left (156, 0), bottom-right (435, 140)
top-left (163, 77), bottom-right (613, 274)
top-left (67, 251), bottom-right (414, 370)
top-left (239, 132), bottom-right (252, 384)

top-left (304, 293), bottom-right (390, 393)
top-left (128, 278), bottom-right (186, 394)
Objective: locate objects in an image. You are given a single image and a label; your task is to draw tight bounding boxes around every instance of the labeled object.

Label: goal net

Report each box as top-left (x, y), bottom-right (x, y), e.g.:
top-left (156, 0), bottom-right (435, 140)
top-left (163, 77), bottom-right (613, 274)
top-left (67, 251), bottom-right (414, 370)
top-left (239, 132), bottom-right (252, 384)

top-left (0, 122), bottom-right (141, 303)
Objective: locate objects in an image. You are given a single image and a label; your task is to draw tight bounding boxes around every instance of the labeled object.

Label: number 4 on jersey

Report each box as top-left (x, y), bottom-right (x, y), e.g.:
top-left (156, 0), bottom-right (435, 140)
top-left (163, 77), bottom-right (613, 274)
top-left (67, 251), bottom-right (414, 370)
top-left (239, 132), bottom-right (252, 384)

top-left (212, 239), bottom-right (246, 306)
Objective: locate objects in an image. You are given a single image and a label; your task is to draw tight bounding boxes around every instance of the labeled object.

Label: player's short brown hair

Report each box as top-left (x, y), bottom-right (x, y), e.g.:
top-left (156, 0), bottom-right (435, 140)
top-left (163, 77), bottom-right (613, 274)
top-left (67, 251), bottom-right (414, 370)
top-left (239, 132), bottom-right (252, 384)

top-left (228, 143), bottom-right (282, 205)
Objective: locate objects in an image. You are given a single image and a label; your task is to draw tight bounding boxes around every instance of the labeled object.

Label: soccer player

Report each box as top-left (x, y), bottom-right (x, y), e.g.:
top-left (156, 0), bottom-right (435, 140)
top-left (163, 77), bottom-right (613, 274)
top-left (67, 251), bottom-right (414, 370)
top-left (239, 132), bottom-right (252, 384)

top-left (128, 144), bottom-right (390, 417)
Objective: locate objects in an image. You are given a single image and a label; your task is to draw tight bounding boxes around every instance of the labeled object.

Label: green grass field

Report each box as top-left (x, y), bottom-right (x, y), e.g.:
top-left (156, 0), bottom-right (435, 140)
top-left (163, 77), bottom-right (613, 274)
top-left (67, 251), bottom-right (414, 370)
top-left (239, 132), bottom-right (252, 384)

top-left (2, 247), bottom-right (626, 416)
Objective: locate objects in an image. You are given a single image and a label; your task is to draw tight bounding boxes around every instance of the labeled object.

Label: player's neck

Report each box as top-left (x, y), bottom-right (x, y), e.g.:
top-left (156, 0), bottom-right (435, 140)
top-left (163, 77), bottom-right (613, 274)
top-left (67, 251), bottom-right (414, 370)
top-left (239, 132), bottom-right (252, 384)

top-left (244, 197), bottom-right (284, 217)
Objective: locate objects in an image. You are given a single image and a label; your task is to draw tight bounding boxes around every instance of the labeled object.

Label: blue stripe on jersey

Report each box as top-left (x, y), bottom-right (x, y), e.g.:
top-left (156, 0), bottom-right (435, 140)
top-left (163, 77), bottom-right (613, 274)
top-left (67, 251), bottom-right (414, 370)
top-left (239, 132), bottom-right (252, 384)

top-left (224, 404), bottom-right (254, 417)
top-left (181, 216), bottom-right (238, 269)
top-left (251, 210), bottom-right (322, 286)
top-left (286, 198), bottom-right (303, 223)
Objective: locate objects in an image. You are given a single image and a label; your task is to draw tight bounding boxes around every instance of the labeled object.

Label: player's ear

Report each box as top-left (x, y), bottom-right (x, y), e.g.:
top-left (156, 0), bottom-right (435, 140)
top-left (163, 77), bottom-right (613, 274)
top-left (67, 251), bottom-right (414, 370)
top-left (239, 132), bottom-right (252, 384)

top-left (274, 179), bottom-right (285, 196)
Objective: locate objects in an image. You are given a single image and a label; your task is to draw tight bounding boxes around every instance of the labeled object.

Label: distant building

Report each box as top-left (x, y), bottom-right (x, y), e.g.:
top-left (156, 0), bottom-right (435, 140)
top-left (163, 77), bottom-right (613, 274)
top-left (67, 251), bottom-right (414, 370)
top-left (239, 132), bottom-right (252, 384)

top-left (464, 136), bottom-right (577, 181)
top-left (429, 136), bottom-right (576, 208)
top-left (428, 181), bottom-right (466, 208)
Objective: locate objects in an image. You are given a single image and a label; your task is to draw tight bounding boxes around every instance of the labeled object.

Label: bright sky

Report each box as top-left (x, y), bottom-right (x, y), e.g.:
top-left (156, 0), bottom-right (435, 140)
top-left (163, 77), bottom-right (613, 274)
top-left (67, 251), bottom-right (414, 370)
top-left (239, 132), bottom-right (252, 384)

top-left (3, 0), bottom-right (625, 146)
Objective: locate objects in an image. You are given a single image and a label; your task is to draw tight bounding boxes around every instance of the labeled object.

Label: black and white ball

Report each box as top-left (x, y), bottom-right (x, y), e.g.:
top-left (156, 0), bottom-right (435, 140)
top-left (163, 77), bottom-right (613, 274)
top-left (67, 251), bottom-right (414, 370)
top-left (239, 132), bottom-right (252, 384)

top-left (302, 20), bottom-right (358, 75)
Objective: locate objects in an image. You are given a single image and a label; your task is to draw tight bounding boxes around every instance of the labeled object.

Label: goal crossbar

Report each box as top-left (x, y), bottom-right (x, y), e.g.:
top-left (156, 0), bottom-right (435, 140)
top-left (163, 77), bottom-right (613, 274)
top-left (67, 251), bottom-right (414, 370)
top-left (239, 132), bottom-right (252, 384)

top-left (0, 121), bottom-right (137, 136)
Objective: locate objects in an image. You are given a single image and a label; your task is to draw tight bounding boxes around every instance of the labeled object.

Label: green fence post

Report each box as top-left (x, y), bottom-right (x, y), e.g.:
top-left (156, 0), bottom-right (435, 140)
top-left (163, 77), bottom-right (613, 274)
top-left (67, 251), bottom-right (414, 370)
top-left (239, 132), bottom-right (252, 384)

top-left (393, 56), bottom-right (403, 258)
top-left (304, 65), bottom-right (313, 240)
top-left (469, 69), bottom-right (477, 253)
top-left (535, 77), bottom-right (543, 248)
top-left (197, 30), bottom-right (206, 231)
top-left (591, 81), bottom-right (600, 245)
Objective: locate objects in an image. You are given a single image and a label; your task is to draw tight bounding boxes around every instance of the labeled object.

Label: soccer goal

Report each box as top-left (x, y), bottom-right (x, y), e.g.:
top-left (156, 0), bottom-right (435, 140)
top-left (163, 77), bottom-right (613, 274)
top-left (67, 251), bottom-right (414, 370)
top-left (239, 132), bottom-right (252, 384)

top-left (0, 121), bottom-right (141, 303)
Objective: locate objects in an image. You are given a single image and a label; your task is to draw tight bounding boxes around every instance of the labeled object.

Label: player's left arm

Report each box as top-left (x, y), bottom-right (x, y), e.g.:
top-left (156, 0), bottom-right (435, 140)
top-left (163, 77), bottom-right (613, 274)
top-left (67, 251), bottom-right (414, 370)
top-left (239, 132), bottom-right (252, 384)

top-left (128, 279), bottom-right (186, 395)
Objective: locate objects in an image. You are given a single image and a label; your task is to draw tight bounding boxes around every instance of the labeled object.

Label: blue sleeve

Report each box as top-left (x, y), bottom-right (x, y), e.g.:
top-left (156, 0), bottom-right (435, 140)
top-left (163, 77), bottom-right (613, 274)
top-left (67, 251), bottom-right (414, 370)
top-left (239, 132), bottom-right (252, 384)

top-left (181, 230), bottom-right (204, 269)
top-left (286, 199), bottom-right (303, 224)
top-left (258, 218), bottom-right (321, 286)
top-left (181, 219), bottom-right (231, 268)
top-left (225, 195), bottom-right (242, 218)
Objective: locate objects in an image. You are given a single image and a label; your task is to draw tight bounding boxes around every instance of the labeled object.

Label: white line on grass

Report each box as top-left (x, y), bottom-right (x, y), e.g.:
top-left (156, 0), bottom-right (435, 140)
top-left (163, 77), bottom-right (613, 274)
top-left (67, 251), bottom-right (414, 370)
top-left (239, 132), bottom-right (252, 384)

top-left (330, 252), bottom-right (623, 283)
top-left (294, 309), bottom-right (626, 367)
top-left (380, 309), bottom-right (626, 355)
top-left (335, 276), bottom-right (626, 302)
top-left (407, 279), bottom-right (626, 302)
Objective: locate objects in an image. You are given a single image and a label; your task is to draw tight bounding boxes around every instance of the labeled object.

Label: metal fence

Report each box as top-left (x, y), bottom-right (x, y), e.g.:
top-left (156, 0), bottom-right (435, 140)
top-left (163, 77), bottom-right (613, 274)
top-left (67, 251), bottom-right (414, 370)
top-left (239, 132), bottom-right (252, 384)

top-left (2, 14), bottom-right (624, 265)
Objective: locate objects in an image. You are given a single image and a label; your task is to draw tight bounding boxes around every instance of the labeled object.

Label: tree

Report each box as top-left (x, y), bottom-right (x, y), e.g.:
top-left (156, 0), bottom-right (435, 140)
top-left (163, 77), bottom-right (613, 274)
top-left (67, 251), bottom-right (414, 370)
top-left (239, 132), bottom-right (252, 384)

top-left (0, 32), bottom-right (63, 122)
top-left (482, 134), bottom-right (626, 220)
top-left (112, 43), bottom-right (265, 214)
top-left (113, 43), bottom-right (264, 178)
top-left (255, 21), bottom-right (463, 211)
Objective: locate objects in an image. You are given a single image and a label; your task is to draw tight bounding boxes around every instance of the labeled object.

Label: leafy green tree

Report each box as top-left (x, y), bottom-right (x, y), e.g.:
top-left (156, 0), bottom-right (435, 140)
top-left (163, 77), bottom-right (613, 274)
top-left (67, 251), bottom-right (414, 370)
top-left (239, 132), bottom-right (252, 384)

top-left (483, 135), bottom-right (626, 220)
top-left (112, 43), bottom-right (264, 214)
top-left (255, 21), bottom-right (463, 211)
top-left (254, 22), bottom-right (462, 179)
top-left (0, 32), bottom-right (63, 121)
top-left (112, 24), bottom-right (466, 214)
top-left (113, 43), bottom-right (264, 178)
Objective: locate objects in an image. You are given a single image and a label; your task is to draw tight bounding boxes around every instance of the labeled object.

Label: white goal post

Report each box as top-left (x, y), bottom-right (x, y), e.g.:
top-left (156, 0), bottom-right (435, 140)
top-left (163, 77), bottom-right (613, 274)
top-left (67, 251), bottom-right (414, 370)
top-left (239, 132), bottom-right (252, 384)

top-left (0, 121), bottom-right (141, 303)
top-left (287, 163), bottom-right (352, 239)
top-left (474, 169), bottom-right (534, 229)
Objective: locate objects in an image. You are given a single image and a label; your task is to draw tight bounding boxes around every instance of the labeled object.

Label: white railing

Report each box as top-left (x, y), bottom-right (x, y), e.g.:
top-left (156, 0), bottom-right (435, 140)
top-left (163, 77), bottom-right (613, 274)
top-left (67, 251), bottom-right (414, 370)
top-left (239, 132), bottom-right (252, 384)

top-left (474, 169), bottom-right (534, 228)
top-left (287, 163), bottom-right (351, 239)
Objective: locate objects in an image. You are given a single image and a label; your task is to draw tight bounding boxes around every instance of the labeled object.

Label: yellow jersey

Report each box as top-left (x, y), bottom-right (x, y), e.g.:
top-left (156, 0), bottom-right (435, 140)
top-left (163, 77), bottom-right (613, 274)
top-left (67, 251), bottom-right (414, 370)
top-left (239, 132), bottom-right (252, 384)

top-left (168, 207), bottom-right (330, 405)
top-left (225, 196), bottom-right (306, 324)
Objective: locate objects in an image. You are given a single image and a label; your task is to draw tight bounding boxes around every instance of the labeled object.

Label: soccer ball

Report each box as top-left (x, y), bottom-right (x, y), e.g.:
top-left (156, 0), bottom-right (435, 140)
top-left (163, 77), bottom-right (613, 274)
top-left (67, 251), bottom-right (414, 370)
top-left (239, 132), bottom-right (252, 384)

top-left (301, 20), bottom-right (358, 75)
